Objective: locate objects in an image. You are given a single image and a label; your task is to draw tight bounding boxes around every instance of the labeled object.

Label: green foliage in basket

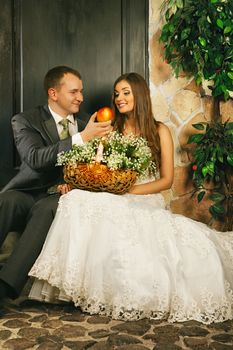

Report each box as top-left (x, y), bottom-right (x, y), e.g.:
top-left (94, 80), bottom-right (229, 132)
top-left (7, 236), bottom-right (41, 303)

top-left (57, 131), bottom-right (157, 178)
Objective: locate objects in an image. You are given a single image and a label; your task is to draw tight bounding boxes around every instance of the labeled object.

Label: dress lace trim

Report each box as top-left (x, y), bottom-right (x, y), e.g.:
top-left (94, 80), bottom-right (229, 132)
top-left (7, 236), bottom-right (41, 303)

top-left (29, 267), bottom-right (233, 324)
top-left (29, 189), bottom-right (233, 325)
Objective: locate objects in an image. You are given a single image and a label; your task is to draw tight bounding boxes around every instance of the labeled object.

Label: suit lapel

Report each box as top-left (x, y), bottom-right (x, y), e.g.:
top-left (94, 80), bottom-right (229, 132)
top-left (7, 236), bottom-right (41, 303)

top-left (75, 116), bottom-right (87, 132)
top-left (42, 105), bottom-right (60, 143)
top-left (41, 105), bottom-right (88, 141)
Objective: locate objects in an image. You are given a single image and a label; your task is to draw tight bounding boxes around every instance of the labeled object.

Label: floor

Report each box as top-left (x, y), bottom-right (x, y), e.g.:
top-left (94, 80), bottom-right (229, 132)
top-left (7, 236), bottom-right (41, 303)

top-left (0, 235), bottom-right (233, 349)
top-left (0, 281), bottom-right (233, 350)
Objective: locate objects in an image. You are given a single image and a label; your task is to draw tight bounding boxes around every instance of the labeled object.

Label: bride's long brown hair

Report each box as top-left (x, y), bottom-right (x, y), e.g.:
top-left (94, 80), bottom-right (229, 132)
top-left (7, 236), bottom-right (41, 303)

top-left (112, 72), bottom-right (161, 167)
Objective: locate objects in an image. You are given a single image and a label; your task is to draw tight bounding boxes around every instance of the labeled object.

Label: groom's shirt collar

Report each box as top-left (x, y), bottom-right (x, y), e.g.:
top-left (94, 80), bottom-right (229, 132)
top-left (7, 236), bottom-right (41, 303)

top-left (48, 105), bottom-right (75, 125)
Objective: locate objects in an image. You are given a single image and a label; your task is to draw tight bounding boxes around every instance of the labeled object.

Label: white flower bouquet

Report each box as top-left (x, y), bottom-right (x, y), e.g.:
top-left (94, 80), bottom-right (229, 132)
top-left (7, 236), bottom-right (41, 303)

top-left (57, 131), bottom-right (156, 194)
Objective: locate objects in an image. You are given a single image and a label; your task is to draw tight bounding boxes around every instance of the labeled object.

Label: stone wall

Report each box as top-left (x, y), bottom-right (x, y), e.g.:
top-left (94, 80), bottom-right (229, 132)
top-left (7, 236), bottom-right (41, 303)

top-left (149, 0), bottom-right (233, 230)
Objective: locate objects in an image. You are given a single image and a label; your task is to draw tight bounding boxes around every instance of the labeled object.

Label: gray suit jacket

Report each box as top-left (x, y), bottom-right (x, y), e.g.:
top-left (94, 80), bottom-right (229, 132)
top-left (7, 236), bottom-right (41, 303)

top-left (2, 105), bottom-right (88, 192)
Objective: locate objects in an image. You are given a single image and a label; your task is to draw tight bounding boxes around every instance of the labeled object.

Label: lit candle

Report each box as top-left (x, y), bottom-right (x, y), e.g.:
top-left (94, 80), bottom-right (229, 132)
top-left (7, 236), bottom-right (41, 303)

top-left (95, 142), bottom-right (104, 163)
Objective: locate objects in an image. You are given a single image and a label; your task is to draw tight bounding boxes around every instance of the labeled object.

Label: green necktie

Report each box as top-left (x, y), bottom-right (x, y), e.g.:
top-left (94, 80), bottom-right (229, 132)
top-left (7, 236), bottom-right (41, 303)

top-left (59, 118), bottom-right (70, 139)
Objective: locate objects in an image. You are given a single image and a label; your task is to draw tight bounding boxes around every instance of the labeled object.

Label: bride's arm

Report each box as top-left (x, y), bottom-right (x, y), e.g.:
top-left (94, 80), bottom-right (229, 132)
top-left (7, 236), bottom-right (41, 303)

top-left (128, 123), bottom-right (174, 195)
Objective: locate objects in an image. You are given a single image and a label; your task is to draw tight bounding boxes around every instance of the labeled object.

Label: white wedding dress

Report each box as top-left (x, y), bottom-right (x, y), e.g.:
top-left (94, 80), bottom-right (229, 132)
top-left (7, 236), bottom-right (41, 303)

top-left (29, 179), bottom-right (233, 324)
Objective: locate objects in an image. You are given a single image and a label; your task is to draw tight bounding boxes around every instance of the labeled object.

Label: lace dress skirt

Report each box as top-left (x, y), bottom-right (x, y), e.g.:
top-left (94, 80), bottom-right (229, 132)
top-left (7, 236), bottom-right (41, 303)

top-left (29, 189), bottom-right (233, 324)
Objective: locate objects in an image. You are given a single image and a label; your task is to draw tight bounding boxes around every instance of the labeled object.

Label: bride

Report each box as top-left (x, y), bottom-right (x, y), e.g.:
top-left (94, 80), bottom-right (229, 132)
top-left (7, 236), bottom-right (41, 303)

top-left (29, 72), bottom-right (233, 324)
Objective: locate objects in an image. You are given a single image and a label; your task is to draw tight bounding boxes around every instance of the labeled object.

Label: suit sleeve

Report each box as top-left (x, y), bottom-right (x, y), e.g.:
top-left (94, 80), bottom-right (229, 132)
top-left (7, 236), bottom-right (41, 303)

top-left (11, 114), bottom-right (72, 171)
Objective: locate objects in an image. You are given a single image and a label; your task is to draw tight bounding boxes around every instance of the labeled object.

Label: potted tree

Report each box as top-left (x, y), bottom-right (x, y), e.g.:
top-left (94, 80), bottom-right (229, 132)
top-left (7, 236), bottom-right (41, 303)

top-left (159, 0), bottom-right (233, 231)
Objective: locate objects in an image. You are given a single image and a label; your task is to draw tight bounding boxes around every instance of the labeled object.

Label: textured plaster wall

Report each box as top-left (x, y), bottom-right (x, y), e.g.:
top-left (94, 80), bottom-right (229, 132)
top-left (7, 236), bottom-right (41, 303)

top-left (149, 0), bottom-right (233, 229)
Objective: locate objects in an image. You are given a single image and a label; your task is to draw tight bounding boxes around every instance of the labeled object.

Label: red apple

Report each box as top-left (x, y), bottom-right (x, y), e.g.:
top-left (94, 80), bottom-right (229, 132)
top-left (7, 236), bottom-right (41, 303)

top-left (96, 107), bottom-right (114, 122)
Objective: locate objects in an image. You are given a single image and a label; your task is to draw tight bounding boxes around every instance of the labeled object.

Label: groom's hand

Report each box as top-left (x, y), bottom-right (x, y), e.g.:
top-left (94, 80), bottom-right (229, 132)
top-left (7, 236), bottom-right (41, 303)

top-left (80, 112), bottom-right (113, 142)
top-left (57, 183), bottom-right (73, 194)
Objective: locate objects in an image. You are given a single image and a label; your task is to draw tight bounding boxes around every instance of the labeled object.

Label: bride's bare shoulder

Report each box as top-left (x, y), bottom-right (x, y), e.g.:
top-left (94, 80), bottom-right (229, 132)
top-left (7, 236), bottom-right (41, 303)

top-left (157, 122), bottom-right (172, 141)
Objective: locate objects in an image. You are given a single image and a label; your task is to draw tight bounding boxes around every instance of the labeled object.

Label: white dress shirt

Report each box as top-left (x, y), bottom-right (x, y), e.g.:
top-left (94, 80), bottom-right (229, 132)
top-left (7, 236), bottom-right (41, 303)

top-left (48, 106), bottom-right (84, 145)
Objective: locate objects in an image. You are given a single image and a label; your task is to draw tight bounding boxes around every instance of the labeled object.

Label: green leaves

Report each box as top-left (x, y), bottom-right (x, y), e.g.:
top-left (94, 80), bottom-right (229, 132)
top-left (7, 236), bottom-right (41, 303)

top-left (214, 54), bottom-right (222, 67)
top-left (209, 203), bottom-right (225, 218)
top-left (209, 193), bottom-right (225, 202)
top-left (57, 132), bottom-right (156, 178)
top-left (197, 190), bottom-right (205, 203)
top-left (189, 120), bottom-right (233, 223)
top-left (169, 24), bottom-right (175, 33)
top-left (224, 26), bottom-right (232, 34)
top-left (199, 37), bottom-right (207, 47)
top-left (227, 154), bottom-right (233, 166)
top-left (228, 72), bottom-right (233, 80)
top-left (202, 161), bottom-right (215, 177)
top-left (192, 123), bottom-right (205, 130)
top-left (216, 18), bottom-right (224, 29)
top-left (159, 0), bottom-right (233, 100)
top-left (226, 122), bottom-right (233, 130)
top-left (209, 193), bottom-right (225, 219)
top-left (159, 0), bottom-right (233, 226)
top-left (181, 28), bottom-right (191, 41)
top-left (176, 0), bottom-right (183, 8)
top-left (187, 134), bottom-right (204, 144)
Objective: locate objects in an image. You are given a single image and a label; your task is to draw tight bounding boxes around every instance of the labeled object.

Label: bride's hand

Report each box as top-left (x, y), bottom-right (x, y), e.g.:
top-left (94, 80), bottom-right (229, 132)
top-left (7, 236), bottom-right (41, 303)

top-left (57, 183), bottom-right (73, 194)
top-left (127, 185), bottom-right (138, 194)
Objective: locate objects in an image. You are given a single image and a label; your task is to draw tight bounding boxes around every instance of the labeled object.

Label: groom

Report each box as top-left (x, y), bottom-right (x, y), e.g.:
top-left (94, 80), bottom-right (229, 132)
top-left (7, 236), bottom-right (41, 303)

top-left (0, 65), bottom-right (112, 299)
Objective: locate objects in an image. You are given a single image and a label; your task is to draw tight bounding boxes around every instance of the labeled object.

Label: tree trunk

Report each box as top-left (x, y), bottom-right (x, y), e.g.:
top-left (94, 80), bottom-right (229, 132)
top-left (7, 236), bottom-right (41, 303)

top-left (212, 96), bottom-right (221, 123)
top-left (225, 168), bottom-right (233, 231)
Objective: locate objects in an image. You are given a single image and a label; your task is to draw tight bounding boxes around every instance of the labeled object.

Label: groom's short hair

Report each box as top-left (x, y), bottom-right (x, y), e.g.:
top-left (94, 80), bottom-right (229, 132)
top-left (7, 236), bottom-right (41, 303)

top-left (44, 66), bottom-right (82, 94)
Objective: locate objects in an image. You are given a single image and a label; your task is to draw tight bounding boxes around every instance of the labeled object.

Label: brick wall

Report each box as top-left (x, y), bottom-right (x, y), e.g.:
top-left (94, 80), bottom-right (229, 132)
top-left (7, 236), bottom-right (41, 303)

top-left (149, 0), bottom-right (233, 230)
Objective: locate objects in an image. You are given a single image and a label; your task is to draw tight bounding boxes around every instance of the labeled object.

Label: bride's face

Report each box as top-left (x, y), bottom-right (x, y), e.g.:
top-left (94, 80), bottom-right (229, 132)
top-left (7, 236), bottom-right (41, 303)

top-left (114, 80), bottom-right (134, 115)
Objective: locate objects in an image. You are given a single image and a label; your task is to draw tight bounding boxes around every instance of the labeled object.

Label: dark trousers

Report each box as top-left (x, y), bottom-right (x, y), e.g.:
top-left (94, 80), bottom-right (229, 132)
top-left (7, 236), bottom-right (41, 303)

top-left (0, 190), bottom-right (59, 297)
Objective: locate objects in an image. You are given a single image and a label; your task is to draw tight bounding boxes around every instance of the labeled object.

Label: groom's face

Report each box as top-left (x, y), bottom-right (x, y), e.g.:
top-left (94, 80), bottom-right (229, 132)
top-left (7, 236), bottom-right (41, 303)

top-left (51, 73), bottom-right (84, 117)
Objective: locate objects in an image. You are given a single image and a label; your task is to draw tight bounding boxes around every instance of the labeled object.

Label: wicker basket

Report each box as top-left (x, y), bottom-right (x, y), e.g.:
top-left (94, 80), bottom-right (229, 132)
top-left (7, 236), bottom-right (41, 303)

top-left (64, 162), bottom-right (137, 194)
